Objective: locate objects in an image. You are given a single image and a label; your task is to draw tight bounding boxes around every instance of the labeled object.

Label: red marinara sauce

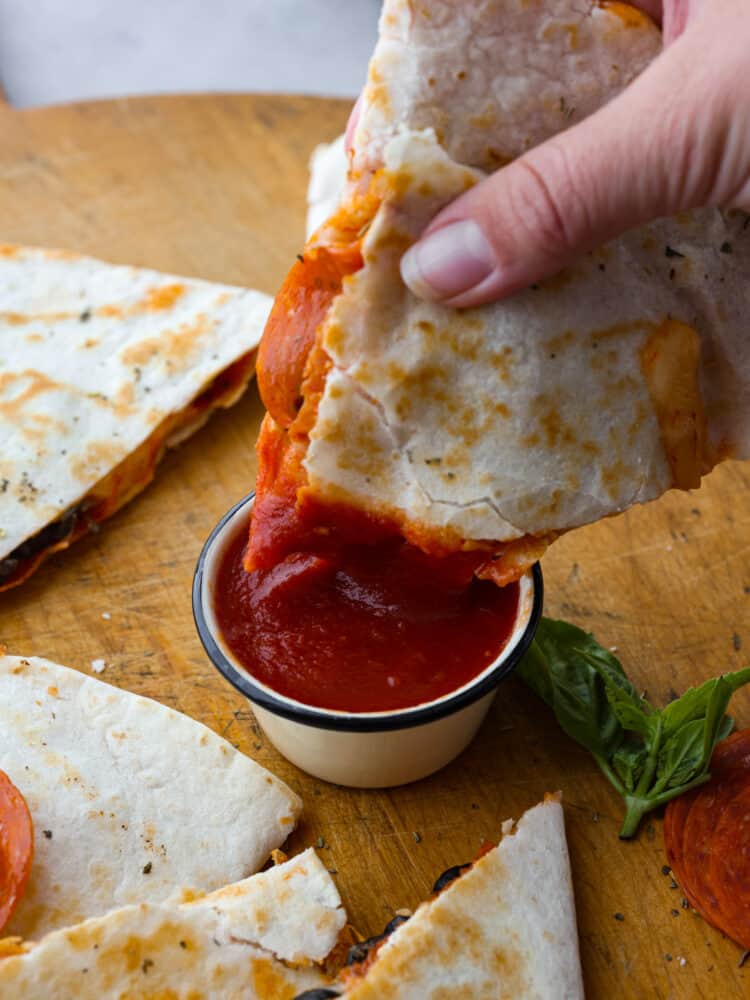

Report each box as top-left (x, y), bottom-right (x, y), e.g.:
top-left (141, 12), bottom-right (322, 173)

top-left (214, 520), bottom-right (520, 713)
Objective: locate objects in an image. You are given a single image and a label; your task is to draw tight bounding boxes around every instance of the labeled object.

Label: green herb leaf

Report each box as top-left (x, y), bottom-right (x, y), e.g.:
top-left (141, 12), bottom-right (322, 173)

top-left (661, 668), bottom-right (750, 739)
top-left (579, 648), bottom-right (654, 738)
top-left (519, 619), bottom-right (750, 838)
top-left (656, 718), bottom-right (708, 789)
top-left (518, 620), bottom-right (623, 758)
top-left (612, 743), bottom-right (648, 793)
top-left (576, 645), bottom-right (648, 710)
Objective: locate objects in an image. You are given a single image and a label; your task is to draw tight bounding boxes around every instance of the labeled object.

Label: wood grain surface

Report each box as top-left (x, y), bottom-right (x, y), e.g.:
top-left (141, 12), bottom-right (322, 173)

top-left (0, 94), bottom-right (748, 998)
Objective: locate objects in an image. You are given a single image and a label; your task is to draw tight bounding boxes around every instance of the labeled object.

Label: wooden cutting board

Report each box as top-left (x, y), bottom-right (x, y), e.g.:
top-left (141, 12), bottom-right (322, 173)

top-left (0, 93), bottom-right (748, 998)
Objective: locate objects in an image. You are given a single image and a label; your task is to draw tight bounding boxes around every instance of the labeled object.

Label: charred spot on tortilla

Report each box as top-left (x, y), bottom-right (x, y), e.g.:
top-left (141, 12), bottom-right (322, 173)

top-left (0, 505), bottom-right (82, 583)
top-left (431, 862), bottom-right (472, 895)
top-left (344, 914), bottom-right (410, 969)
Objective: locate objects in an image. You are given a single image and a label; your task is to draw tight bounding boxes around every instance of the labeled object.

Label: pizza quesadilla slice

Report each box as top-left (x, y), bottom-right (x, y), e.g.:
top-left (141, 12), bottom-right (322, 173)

top-left (0, 655), bottom-right (301, 940)
top-left (0, 245), bottom-right (271, 591)
top-left (0, 850), bottom-right (345, 999)
top-left (248, 0), bottom-right (750, 585)
top-left (338, 795), bottom-right (582, 1000)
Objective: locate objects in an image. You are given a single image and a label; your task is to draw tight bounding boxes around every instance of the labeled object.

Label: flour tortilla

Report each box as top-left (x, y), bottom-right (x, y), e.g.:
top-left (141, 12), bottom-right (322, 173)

top-left (0, 655), bottom-right (301, 940)
top-left (0, 850), bottom-right (344, 999)
top-left (0, 245), bottom-right (271, 590)
top-left (299, 0), bottom-right (750, 559)
top-left (343, 795), bottom-right (582, 999)
top-left (307, 134), bottom-right (348, 238)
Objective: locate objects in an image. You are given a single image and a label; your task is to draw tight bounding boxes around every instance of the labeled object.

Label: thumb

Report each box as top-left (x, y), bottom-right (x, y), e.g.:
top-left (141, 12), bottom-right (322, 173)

top-left (400, 30), bottom-right (718, 308)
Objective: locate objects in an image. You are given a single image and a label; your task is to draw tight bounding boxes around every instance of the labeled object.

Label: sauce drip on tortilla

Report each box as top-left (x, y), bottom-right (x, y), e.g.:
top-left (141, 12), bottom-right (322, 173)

top-left (214, 518), bottom-right (519, 713)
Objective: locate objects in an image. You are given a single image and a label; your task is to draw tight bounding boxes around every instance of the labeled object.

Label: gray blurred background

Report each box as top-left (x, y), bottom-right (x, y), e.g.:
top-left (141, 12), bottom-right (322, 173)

top-left (0, 0), bottom-right (380, 107)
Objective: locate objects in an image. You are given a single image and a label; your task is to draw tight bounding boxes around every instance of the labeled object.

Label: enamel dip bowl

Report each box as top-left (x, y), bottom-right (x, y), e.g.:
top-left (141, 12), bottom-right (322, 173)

top-left (194, 493), bottom-right (542, 788)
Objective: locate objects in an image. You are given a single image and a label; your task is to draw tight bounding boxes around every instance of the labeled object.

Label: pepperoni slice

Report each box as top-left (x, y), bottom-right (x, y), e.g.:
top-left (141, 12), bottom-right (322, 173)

top-left (663, 782), bottom-right (691, 874)
top-left (709, 785), bottom-right (750, 937)
top-left (256, 242), bottom-right (363, 430)
top-left (712, 729), bottom-right (750, 774)
top-left (664, 729), bottom-right (750, 949)
top-left (0, 770), bottom-right (34, 933)
top-left (678, 781), bottom-right (725, 915)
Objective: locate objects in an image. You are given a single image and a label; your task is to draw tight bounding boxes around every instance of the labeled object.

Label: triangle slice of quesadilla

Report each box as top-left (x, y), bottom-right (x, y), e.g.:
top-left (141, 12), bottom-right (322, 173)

top-left (0, 849), bottom-right (345, 999)
top-left (341, 795), bottom-right (583, 1000)
top-left (0, 655), bottom-right (301, 940)
top-left (0, 244), bottom-right (272, 591)
top-left (249, 0), bottom-right (750, 585)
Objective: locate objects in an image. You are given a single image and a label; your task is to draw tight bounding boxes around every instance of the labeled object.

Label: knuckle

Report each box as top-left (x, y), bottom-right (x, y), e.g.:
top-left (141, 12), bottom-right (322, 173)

top-left (498, 143), bottom-right (590, 260)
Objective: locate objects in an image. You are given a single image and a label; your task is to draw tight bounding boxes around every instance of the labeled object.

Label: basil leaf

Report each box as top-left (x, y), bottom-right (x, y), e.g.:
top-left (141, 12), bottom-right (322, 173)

top-left (519, 618), bottom-right (750, 839)
top-left (518, 619), bottom-right (623, 758)
top-left (577, 649), bottom-right (653, 737)
top-left (701, 675), bottom-right (735, 769)
top-left (656, 718), bottom-right (707, 789)
top-left (657, 707), bottom-right (734, 792)
top-left (576, 645), bottom-right (649, 710)
top-left (717, 714), bottom-right (736, 744)
top-left (661, 667), bottom-right (750, 739)
top-left (655, 674), bottom-right (740, 793)
top-left (607, 692), bottom-right (654, 738)
top-left (612, 744), bottom-right (648, 793)
top-left (723, 667), bottom-right (750, 691)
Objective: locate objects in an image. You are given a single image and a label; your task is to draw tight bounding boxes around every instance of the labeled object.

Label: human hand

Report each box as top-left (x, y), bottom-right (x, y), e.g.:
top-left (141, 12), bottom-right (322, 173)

top-left (393, 0), bottom-right (750, 307)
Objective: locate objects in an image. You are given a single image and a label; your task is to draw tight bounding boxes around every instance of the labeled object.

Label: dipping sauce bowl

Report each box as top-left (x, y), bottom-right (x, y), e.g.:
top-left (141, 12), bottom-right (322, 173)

top-left (193, 493), bottom-right (543, 788)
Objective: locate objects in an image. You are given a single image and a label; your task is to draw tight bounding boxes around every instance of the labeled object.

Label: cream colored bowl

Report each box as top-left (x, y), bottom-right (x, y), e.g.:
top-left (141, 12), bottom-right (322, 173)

top-left (193, 494), bottom-right (542, 788)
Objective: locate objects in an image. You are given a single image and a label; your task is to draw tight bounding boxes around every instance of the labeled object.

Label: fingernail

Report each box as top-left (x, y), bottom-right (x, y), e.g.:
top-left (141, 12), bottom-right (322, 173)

top-left (400, 220), bottom-right (497, 302)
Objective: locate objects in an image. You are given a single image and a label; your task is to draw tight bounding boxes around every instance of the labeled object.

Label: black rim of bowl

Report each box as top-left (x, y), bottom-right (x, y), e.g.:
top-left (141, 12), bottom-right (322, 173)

top-left (192, 492), bottom-right (544, 733)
